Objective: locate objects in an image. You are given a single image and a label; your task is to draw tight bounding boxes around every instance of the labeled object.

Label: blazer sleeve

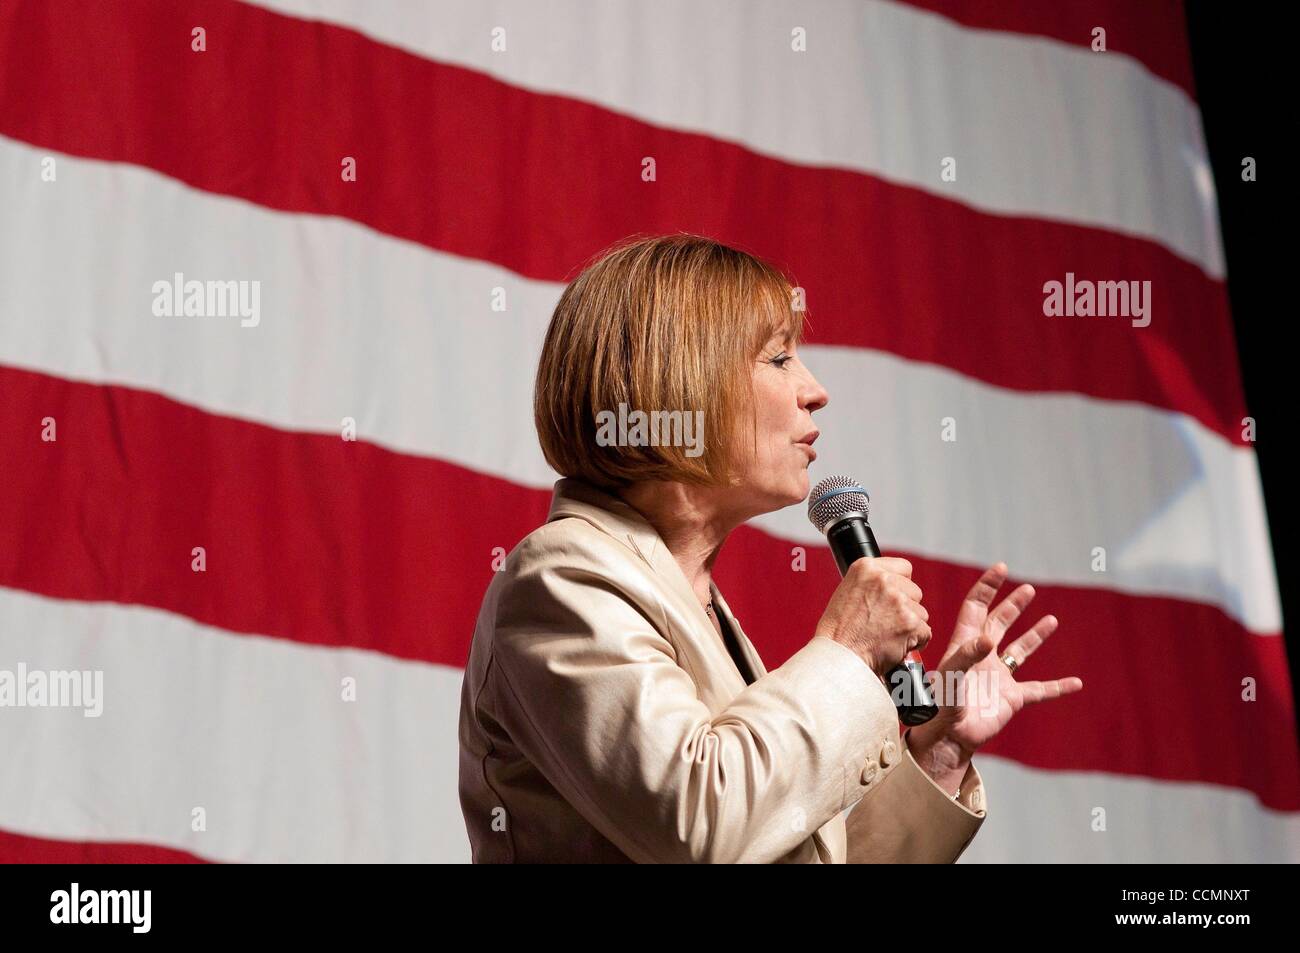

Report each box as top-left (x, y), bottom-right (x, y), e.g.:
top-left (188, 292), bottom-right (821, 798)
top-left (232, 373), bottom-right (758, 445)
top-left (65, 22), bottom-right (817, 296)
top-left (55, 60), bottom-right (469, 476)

top-left (843, 727), bottom-right (988, 863)
top-left (487, 529), bottom-right (902, 864)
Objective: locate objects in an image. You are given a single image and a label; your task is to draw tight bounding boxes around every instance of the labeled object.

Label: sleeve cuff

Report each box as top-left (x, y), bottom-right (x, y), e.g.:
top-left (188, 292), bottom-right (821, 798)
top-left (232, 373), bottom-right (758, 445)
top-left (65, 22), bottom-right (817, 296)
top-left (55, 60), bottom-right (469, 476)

top-left (900, 729), bottom-right (988, 819)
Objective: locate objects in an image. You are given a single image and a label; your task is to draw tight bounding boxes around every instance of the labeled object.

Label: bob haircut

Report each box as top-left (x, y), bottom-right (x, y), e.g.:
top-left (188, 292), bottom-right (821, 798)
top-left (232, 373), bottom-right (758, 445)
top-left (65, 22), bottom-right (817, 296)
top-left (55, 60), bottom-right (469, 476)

top-left (534, 232), bottom-right (806, 490)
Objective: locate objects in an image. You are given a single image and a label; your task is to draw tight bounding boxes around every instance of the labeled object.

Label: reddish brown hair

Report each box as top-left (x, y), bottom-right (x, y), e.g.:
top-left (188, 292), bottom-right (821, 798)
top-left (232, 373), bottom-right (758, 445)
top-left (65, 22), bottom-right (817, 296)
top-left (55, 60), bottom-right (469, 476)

top-left (533, 233), bottom-right (805, 489)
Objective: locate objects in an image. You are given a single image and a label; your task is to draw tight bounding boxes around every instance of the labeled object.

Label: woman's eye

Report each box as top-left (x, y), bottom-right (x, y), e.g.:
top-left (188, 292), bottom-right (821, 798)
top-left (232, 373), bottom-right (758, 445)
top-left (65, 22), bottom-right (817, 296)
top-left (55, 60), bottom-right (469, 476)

top-left (770, 353), bottom-right (793, 369)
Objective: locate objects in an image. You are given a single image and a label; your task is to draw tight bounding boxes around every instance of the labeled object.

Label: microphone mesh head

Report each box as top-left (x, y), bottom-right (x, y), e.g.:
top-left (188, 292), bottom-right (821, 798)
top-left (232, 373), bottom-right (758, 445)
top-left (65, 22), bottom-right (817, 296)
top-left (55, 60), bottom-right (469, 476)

top-left (807, 475), bottom-right (870, 534)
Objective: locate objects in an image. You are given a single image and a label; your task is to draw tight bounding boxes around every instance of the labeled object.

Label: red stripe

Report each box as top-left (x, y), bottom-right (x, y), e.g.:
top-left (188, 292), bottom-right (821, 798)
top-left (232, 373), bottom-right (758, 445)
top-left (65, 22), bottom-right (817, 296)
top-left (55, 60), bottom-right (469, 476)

top-left (0, 0), bottom-right (1247, 445)
top-left (1, 365), bottom-right (1294, 809)
top-left (0, 365), bottom-right (544, 669)
top-left (0, 827), bottom-right (212, 863)
top-left (896, 0), bottom-right (1198, 99)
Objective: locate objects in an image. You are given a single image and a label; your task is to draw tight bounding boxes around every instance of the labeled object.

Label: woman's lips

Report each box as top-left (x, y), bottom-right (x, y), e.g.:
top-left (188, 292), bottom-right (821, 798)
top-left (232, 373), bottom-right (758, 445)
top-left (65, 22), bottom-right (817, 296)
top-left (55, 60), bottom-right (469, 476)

top-left (797, 442), bottom-right (817, 461)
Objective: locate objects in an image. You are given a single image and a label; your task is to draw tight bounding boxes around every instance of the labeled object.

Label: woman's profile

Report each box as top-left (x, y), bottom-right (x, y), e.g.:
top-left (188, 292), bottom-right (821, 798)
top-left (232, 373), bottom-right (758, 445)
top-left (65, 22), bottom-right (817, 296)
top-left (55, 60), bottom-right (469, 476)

top-left (457, 233), bottom-right (1082, 863)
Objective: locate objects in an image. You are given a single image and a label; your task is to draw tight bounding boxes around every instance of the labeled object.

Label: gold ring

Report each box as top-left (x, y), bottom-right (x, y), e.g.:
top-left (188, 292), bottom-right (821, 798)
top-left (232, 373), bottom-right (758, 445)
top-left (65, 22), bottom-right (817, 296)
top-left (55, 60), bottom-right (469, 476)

top-left (1001, 652), bottom-right (1020, 674)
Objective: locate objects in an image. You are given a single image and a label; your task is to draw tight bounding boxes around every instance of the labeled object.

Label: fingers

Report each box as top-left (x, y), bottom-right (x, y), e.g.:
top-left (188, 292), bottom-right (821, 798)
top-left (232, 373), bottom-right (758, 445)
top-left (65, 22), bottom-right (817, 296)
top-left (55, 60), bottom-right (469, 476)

top-left (849, 558), bottom-right (920, 602)
top-left (951, 562), bottom-right (1008, 637)
top-left (1002, 614), bottom-right (1059, 667)
top-left (895, 575), bottom-right (923, 603)
top-left (893, 576), bottom-right (926, 631)
top-left (986, 583), bottom-right (1037, 643)
top-left (859, 558), bottom-right (929, 629)
top-left (907, 596), bottom-right (930, 647)
top-left (942, 631), bottom-right (996, 674)
top-left (906, 626), bottom-right (933, 654)
top-left (905, 601), bottom-right (933, 651)
top-left (1018, 677), bottom-right (1084, 706)
top-left (870, 556), bottom-right (914, 578)
top-left (963, 562), bottom-right (1008, 613)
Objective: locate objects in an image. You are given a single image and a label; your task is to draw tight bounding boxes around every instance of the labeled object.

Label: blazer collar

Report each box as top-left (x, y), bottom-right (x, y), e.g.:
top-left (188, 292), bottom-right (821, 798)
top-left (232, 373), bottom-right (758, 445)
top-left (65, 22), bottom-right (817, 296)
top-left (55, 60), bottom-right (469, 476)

top-left (545, 477), bottom-right (761, 680)
top-left (546, 477), bottom-right (664, 566)
top-left (546, 478), bottom-right (695, 611)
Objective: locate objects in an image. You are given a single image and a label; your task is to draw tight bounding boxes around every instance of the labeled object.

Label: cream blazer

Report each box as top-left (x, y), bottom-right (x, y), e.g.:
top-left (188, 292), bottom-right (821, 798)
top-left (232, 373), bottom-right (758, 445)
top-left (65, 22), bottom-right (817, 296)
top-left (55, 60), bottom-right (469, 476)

top-left (458, 477), bottom-right (988, 863)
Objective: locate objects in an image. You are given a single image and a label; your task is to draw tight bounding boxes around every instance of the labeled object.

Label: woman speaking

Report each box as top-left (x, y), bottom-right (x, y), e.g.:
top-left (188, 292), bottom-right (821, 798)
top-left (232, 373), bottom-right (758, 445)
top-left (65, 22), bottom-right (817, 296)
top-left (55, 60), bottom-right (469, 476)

top-left (457, 233), bottom-right (1082, 863)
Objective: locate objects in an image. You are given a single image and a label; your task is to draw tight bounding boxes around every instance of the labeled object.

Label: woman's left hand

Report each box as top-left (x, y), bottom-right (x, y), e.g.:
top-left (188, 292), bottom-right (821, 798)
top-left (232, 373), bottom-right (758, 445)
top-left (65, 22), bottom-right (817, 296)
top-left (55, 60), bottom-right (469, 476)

top-left (908, 562), bottom-right (1084, 761)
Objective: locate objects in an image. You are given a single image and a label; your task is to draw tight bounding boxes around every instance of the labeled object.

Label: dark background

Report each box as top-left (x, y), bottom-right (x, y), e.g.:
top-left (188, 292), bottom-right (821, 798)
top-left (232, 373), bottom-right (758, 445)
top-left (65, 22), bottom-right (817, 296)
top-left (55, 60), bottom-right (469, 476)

top-left (1185, 3), bottom-right (1294, 738)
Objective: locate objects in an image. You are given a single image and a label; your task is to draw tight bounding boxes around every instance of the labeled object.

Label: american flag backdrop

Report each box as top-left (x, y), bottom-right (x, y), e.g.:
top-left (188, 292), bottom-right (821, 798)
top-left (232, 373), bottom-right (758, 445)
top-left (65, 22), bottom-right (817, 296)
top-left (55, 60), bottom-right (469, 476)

top-left (0, 0), bottom-right (1294, 863)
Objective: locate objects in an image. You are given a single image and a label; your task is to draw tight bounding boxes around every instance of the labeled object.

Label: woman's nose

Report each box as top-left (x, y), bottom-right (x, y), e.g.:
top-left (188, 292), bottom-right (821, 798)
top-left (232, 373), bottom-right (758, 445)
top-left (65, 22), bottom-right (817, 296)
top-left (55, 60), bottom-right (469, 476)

top-left (801, 372), bottom-right (829, 412)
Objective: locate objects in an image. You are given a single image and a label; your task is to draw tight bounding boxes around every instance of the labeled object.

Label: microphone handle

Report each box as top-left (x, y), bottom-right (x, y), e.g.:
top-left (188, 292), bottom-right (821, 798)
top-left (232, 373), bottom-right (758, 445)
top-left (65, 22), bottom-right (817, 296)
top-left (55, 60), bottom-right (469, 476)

top-left (826, 518), bottom-right (938, 726)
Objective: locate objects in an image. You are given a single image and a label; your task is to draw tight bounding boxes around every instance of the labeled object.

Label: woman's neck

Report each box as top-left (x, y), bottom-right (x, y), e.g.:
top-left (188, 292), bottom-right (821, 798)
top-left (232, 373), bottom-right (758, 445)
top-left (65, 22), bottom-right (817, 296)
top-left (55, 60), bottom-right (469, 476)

top-left (615, 481), bottom-right (741, 606)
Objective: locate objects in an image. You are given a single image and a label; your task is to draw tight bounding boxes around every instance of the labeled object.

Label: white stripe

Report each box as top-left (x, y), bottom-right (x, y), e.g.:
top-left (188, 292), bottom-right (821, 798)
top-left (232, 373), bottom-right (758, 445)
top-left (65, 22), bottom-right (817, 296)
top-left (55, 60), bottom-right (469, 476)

top-left (0, 588), bottom-right (468, 862)
top-left (248, 0), bottom-right (1224, 278)
top-left (960, 753), bottom-right (1300, 863)
top-left (1, 588), bottom-right (1294, 863)
top-left (0, 139), bottom-right (1279, 631)
top-left (771, 346), bottom-right (1281, 634)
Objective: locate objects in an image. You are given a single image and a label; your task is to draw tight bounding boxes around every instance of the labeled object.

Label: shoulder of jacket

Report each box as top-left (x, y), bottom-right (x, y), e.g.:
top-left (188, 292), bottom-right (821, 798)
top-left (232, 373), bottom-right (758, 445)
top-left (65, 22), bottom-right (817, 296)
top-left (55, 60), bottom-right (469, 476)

top-left (510, 514), bottom-right (651, 572)
top-left (486, 516), bottom-right (665, 644)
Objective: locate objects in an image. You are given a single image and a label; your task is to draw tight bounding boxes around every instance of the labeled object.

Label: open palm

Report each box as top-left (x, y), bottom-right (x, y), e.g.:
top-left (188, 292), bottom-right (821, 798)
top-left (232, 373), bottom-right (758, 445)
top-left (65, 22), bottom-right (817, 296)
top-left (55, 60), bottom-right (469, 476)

top-left (916, 562), bottom-right (1083, 755)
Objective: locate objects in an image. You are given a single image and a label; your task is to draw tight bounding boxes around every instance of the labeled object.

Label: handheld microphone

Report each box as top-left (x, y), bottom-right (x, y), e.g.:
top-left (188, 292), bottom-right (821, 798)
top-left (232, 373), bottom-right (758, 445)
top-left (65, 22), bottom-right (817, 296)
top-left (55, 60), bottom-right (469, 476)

top-left (807, 475), bottom-right (938, 726)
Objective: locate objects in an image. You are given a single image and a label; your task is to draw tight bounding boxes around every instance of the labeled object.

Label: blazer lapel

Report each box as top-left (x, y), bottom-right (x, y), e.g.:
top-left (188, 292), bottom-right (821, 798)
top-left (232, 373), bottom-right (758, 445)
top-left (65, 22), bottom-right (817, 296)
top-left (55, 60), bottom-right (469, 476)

top-left (709, 582), bottom-right (767, 681)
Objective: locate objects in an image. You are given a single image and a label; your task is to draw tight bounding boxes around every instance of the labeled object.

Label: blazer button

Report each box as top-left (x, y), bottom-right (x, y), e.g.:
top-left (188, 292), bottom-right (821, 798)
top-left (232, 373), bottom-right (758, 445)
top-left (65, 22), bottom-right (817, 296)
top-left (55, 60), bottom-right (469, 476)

top-left (880, 739), bottom-right (899, 767)
top-left (860, 759), bottom-right (879, 785)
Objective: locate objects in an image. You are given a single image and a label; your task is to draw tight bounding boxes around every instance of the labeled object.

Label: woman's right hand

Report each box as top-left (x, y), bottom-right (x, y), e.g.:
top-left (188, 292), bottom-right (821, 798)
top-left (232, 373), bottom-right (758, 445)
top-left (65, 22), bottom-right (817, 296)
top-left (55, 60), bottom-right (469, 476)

top-left (815, 557), bottom-right (931, 679)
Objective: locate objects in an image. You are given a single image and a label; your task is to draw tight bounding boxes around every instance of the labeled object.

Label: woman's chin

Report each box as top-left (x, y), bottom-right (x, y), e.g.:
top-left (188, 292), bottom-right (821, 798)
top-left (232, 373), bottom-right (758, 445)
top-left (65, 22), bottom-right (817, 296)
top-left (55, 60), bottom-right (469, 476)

top-left (738, 470), bottom-right (813, 515)
top-left (788, 471), bottom-right (811, 505)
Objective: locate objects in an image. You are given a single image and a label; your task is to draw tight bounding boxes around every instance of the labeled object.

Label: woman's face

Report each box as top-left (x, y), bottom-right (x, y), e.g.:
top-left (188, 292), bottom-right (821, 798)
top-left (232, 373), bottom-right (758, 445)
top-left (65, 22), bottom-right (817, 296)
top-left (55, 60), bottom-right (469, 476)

top-left (730, 331), bottom-right (830, 514)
